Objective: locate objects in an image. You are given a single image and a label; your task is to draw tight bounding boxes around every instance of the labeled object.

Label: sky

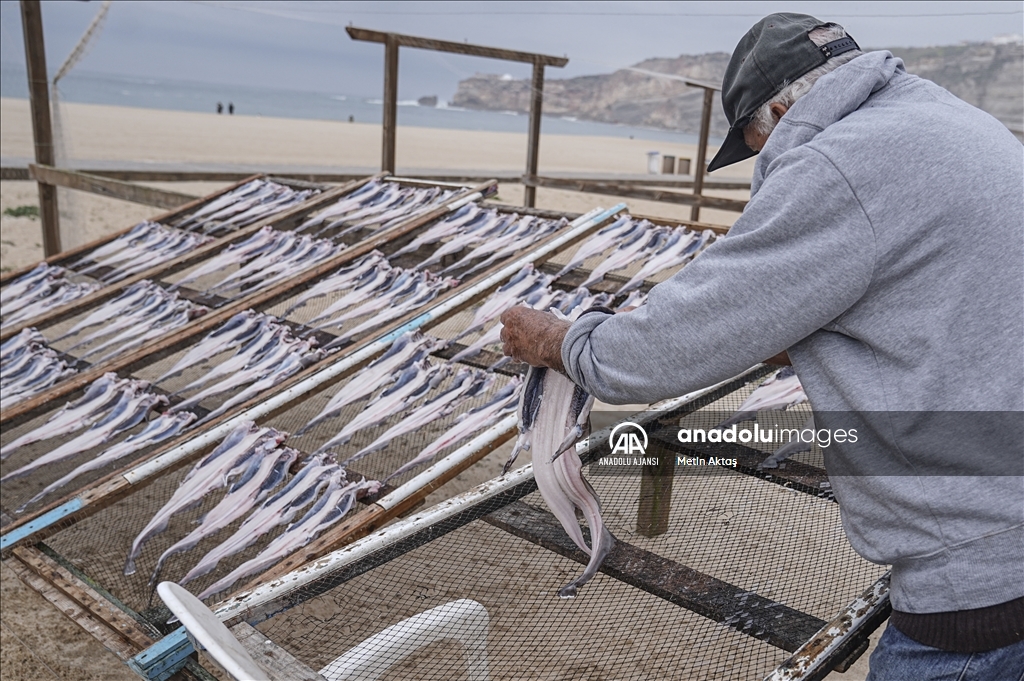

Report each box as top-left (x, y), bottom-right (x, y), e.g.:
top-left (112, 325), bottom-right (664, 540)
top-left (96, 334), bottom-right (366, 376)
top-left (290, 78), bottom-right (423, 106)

top-left (1, 1), bottom-right (1021, 100)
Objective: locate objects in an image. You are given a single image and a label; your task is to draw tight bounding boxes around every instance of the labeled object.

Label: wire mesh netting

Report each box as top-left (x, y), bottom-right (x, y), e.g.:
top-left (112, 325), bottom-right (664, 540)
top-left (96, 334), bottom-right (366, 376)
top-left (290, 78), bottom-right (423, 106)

top-left (242, 373), bottom-right (886, 680)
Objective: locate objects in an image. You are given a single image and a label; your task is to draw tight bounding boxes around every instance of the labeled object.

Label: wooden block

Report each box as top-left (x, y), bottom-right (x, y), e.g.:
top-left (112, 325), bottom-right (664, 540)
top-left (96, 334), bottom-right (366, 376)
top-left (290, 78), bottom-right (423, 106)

top-left (5, 551), bottom-right (142, 661)
top-left (231, 622), bottom-right (327, 681)
top-left (11, 546), bottom-right (157, 652)
top-left (636, 453), bottom-right (675, 536)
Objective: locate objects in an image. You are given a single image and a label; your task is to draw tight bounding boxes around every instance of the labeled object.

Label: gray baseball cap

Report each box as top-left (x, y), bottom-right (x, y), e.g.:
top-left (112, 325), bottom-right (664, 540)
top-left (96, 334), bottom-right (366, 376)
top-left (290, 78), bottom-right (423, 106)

top-left (707, 13), bottom-right (859, 173)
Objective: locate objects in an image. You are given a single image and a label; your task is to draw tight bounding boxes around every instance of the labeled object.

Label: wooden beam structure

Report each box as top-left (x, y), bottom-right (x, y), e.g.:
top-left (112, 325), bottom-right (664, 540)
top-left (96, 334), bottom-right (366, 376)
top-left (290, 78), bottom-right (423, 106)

top-left (528, 175), bottom-right (746, 218)
top-left (381, 34), bottom-right (399, 174)
top-left (691, 87), bottom-right (716, 221)
top-left (345, 27), bottom-right (568, 67)
top-left (19, 0), bottom-right (60, 255)
top-left (1, 166), bottom-right (752, 190)
top-left (347, 26), bottom-right (566, 207)
top-left (523, 61), bottom-right (546, 208)
top-left (29, 164), bottom-right (197, 210)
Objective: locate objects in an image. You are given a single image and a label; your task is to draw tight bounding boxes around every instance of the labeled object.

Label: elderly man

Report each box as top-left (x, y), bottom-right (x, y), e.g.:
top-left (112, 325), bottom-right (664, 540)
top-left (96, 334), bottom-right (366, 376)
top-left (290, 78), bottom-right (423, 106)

top-left (500, 13), bottom-right (1023, 680)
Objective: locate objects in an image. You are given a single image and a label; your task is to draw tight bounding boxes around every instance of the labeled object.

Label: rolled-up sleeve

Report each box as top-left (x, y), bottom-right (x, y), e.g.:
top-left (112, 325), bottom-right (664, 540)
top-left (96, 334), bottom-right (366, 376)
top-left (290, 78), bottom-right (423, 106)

top-left (562, 147), bottom-right (876, 404)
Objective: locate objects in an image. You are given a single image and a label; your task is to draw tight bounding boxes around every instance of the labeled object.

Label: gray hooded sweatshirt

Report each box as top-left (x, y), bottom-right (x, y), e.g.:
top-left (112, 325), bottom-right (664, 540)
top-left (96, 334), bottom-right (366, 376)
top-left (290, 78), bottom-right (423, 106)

top-left (562, 52), bottom-right (1024, 614)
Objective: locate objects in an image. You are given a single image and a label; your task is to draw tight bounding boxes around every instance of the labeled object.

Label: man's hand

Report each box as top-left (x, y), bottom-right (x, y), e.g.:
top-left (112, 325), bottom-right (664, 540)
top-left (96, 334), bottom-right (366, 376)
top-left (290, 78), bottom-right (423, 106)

top-left (499, 306), bottom-right (571, 373)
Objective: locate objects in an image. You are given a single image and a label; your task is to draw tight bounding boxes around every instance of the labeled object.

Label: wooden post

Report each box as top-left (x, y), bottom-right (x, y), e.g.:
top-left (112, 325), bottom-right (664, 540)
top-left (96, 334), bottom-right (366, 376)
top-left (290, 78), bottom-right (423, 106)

top-left (690, 87), bottom-right (715, 222)
top-left (20, 0), bottom-right (60, 255)
top-left (636, 453), bottom-right (676, 536)
top-left (381, 34), bottom-right (399, 174)
top-left (523, 59), bottom-right (545, 208)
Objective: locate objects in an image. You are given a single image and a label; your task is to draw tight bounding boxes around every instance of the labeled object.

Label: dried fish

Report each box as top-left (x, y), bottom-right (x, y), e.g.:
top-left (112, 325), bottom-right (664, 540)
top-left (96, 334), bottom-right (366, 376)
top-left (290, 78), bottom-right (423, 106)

top-left (347, 368), bottom-right (493, 463)
top-left (154, 310), bottom-right (261, 383)
top-left (2, 280), bottom-right (101, 329)
top-left (196, 475), bottom-right (379, 600)
top-left (1, 328), bottom-right (46, 363)
top-left (615, 289), bottom-right (649, 311)
top-left (0, 346), bottom-right (76, 410)
top-left (416, 211), bottom-right (512, 270)
top-left (190, 346), bottom-right (326, 427)
top-left (73, 224), bottom-right (212, 283)
top-left (0, 373), bottom-right (126, 459)
top-left (390, 203), bottom-right (485, 257)
top-left (170, 335), bottom-right (319, 414)
top-left (384, 376), bottom-right (522, 482)
top-left (553, 216), bottom-right (637, 279)
top-left (175, 181), bottom-right (264, 229)
top-left (508, 364), bottom-right (613, 598)
top-left (172, 319), bottom-right (284, 395)
top-left (454, 265), bottom-right (551, 342)
top-left (324, 275), bottom-right (456, 349)
top-left (179, 456), bottom-right (340, 586)
top-left (54, 281), bottom-right (158, 342)
top-left (280, 251), bottom-right (388, 318)
top-left (441, 216), bottom-right (543, 275)
top-left (124, 423), bottom-right (287, 575)
top-left (1, 384), bottom-right (166, 481)
top-left (295, 331), bottom-right (439, 436)
top-left (17, 411), bottom-right (197, 512)
top-left (717, 366), bottom-right (806, 428)
top-left (616, 228), bottom-right (713, 294)
top-left (169, 226), bottom-right (279, 291)
top-left (149, 447), bottom-right (297, 584)
top-left (1, 264), bottom-right (62, 308)
top-left (579, 222), bottom-right (668, 289)
top-left (317, 359), bottom-right (450, 457)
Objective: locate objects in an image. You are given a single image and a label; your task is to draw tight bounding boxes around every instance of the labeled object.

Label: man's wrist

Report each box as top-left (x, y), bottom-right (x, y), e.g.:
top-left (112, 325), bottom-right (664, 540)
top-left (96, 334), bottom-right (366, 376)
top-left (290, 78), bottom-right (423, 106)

top-left (544, 319), bottom-right (569, 374)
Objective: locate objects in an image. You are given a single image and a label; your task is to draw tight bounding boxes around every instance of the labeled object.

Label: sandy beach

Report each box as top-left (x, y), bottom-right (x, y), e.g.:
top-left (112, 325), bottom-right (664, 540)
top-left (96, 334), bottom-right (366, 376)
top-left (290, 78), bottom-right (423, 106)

top-left (1, 97), bottom-right (752, 267)
top-left (0, 96), bottom-right (879, 681)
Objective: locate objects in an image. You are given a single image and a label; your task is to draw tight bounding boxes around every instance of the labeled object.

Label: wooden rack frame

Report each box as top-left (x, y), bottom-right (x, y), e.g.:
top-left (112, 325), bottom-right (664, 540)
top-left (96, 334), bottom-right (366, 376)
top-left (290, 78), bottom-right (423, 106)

top-left (346, 26), bottom-right (567, 208)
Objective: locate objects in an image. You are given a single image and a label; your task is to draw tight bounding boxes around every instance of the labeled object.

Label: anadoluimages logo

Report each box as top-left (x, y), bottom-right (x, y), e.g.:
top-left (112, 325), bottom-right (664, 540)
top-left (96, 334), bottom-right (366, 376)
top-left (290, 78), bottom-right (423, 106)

top-left (608, 422), bottom-right (648, 456)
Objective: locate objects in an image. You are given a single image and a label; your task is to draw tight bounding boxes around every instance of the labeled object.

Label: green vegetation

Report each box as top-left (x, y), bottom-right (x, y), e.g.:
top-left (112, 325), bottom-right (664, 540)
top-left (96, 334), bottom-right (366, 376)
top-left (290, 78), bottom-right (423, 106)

top-left (3, 205), bottom-right (39, 219)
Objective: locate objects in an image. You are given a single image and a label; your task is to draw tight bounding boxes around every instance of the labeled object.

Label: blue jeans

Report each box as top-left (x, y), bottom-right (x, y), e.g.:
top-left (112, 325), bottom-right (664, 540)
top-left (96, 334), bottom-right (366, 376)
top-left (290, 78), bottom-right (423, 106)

top-left (867, 624), bottom-right (1024, 681)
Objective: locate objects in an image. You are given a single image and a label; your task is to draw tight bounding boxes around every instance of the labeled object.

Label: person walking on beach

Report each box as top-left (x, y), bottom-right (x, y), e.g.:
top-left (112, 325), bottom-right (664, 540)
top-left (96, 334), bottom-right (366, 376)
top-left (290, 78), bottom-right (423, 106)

top-left (499, 13), bottom-right (1023, 680)
top-left (216, 101), bottom-right (223, 114)
top-left (228, 102), bottom-right (234, 115)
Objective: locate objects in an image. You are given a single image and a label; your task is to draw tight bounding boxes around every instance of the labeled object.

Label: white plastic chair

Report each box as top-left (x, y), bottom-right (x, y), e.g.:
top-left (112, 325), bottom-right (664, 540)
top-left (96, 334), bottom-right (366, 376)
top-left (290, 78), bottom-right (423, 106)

top-left (157, 581), bottom-right (271, 681)
top-left (319, 598), bottom-right (491, 681)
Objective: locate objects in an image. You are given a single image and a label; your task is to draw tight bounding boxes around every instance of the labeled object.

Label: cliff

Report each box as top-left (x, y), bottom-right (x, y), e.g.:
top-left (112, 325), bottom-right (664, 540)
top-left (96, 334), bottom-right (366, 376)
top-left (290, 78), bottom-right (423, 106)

top-left (451, 42), bottom-right (1023, 136)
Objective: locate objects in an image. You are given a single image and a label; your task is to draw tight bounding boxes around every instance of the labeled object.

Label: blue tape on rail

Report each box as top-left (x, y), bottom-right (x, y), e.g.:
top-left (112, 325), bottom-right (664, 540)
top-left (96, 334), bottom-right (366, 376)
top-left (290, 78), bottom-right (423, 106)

top-left (0, 498), bottom-right (83, 551)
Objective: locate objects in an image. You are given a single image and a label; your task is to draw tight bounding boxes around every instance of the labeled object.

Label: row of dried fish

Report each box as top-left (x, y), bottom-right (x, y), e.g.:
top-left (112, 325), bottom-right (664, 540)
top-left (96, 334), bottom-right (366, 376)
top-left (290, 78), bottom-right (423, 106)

top-left (123, 421), bottom-right (377, 601)
top-left (175, 179), bottom-right (320, 235)
top-left (294, 331), bottom-right (522, 474)
top-left (297, 180), bottom-right (456, 240)
top-left (1, 263), bottom-right (101, 329)
top-left (0, 329), bottom-right (77, 411)
top-left (68, 221), bottom-right (213, 283)
top-left (165, 313), bottom-right (326, 427)
top-left (392, 202), bottom-right (568, 276)
top-left (556, 215), bottom-right (714, 291)
top-left (170, 226), bottom-right (342, 300)
top-left (52, 281), bottom-right (209, 365)
top-left (0, 374), bottom-right (177, 502)
top-left (298, 265), bottom-right (457, 349)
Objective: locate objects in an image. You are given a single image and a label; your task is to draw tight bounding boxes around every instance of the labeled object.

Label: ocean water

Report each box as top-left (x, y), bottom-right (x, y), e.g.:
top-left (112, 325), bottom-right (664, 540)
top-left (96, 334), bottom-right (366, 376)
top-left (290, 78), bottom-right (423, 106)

top-left (0, 65), bottom-right (715, 146)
